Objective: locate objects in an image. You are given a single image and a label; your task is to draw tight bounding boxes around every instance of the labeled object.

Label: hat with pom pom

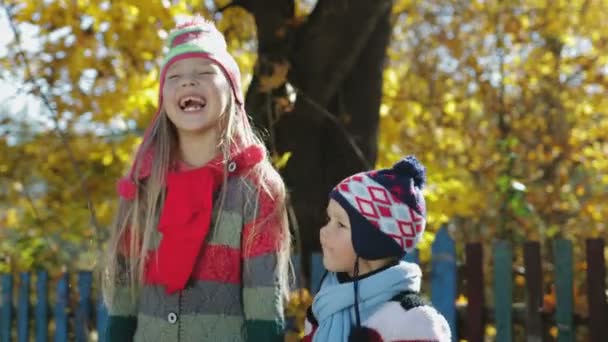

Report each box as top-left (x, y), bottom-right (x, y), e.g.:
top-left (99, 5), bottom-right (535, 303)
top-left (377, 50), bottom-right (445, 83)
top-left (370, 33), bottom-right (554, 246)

top-left (329, 156), bottom-right (427, 260)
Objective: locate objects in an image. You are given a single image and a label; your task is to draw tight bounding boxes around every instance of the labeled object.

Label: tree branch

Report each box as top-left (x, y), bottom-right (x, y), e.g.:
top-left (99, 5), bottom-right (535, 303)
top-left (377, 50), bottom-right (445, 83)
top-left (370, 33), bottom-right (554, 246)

top-left (292, 85), bottom-right (372, 169)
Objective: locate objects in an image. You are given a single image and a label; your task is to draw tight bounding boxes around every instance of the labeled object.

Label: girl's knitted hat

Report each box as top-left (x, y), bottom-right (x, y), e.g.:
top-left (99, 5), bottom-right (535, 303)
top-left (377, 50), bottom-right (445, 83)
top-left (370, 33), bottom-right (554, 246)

top-left (117, 17), bottom-right (245, 200)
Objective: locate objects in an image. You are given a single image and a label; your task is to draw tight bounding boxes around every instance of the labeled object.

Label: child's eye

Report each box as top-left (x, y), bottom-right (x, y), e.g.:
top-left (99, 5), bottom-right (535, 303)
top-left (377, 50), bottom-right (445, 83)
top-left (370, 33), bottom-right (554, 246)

top-left (199, 71), bottom-right (214, 75)
top-left (168, 74), bottom-right (179, 80)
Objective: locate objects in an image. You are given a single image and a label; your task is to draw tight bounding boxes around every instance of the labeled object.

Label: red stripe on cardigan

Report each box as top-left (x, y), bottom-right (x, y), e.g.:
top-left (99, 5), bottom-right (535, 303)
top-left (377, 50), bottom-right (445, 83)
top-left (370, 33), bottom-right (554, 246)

top-left (191, 244), bottom-right (241, 284)
top-left (144, 244), bottom-right (241, 285)
top-left (241, 186), bottom-right (284, 258)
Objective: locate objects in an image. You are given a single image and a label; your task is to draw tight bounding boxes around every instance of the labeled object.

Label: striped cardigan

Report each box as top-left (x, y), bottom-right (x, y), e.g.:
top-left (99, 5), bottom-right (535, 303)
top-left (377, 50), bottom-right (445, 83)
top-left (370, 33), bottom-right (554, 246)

top-left (106, 162), bottom-right (286, 341)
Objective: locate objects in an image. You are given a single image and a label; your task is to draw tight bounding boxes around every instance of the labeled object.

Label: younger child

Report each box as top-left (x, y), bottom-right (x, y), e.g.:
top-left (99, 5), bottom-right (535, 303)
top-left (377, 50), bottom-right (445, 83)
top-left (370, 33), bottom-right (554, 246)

top-left (303, 156), bottom-right (451, 342)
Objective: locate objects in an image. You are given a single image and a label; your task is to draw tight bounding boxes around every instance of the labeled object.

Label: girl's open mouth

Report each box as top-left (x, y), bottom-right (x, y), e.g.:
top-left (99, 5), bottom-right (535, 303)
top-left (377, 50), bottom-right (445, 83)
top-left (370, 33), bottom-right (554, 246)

top-left (179, 95), bottom-right (206, 112)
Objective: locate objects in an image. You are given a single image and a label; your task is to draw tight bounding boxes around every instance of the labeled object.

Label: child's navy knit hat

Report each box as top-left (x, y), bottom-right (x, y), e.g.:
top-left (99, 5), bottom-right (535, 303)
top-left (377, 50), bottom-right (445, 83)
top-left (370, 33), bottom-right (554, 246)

top-left (329, 156), bottom-right (427, 260)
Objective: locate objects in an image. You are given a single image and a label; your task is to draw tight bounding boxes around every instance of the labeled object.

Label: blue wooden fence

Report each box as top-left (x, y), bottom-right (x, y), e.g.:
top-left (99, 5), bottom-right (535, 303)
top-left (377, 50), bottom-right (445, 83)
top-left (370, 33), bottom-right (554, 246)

top-left (0, 227), bottom-right (606, 341)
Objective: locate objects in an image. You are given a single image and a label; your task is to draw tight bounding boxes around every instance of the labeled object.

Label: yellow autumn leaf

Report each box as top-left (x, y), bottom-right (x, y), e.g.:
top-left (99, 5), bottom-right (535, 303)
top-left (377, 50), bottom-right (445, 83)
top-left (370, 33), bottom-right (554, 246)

top-left (272, 152), bottom-right (292, 170)
top-left (6, 208), bottom-right (19, 227)
top-left (102, 154), bottom-right (114, 166)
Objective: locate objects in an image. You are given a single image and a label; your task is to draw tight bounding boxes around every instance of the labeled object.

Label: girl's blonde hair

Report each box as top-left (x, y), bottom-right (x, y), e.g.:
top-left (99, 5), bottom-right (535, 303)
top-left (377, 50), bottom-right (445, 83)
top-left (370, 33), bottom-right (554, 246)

top-left (102, 90), bottom-right (291, 308)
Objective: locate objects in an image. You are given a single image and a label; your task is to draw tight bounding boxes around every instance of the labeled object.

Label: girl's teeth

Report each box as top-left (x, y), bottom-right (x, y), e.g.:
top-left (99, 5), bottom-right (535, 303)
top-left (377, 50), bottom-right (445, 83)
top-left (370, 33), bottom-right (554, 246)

top-left (184, 105), bottom-right (202, 112)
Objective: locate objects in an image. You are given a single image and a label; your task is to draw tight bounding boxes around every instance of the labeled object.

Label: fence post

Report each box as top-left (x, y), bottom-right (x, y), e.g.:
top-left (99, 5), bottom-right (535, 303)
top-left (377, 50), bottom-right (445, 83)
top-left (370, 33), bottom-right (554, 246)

top-left (466, 242), bottom-right (484, 342)
top-left (17, 272), bottom-right (30, 342)
top-left (493, 241), bottom-right (512, 342)
top-left (36, 271), bottom-right (49, 342)
top-left (430, 227), bottom-right (456, 341)
top-left (76, 271), bottom-right (93, 342)
top-left (97, 294), bottom-right (108, 342)
top-left (1, 274), bottom-right (13, 342)
top-left (403, 248), bottom-right (419, 264)
top-left (54, 273), bottom-right (69, 342)
top-left (586, 238), bottom-right (607, 342)
top-left (553, 239), bottom-right (574, 342)
top-left (523, 241), bottom-right (544, 342)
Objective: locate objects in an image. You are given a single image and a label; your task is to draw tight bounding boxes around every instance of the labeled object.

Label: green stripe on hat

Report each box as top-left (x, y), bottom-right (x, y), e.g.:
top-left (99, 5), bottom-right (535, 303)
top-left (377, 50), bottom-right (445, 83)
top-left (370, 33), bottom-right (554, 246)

top-left (161, 43), bottom-right (212, 67)
top-left (161, 39), bottom-right (229, 68)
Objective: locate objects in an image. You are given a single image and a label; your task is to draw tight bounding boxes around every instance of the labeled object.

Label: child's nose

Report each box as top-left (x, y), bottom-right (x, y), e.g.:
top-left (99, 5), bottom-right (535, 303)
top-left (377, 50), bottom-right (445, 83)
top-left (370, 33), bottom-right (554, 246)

top-left (180, 75), bottom-right (198, 87)
top-left (319, 225), bottom-right (328, 243)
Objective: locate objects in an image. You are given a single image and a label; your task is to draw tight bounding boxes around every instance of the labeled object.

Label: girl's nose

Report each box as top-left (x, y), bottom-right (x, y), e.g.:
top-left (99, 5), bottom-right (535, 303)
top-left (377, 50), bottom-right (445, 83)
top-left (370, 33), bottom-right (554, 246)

top-left (180, 75), bottom-right (198, 87)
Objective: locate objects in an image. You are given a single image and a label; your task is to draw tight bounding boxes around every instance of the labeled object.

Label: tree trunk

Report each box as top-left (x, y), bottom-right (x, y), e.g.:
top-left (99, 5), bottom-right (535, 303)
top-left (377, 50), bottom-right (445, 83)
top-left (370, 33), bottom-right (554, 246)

top-left (243, 0), bottom-right (394, 286)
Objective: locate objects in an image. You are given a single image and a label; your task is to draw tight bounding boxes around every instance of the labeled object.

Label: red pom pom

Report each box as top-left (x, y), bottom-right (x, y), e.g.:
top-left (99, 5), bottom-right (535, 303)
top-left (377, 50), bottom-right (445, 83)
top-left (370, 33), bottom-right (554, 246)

top-left (117, 178), bottom-right (136, 200)
top-left (174, 15), bottom-right (216, 31)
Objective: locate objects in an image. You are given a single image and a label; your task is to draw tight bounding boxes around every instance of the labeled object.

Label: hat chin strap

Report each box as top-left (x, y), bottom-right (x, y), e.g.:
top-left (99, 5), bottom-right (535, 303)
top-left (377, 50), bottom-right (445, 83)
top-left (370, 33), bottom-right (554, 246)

top-left (353, 256), bottom-right (361, 328)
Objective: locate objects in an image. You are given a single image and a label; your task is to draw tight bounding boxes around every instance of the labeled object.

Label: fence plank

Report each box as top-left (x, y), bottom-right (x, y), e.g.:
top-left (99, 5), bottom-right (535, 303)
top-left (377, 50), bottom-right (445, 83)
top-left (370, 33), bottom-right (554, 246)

top-left (1, 274), bottom-right (13, 342)
top-left (466, 243), bottom-right (484, 342)
top-left (493, 241), bottom-right (512, 342)
top-left (17, 273), bottom-right (30, 342)
top-left (403, 248), bottom-right (419, 264)
top-left (76, 272), bottom-right (92, 342)
top-left (310, 253), bottom-right (325, 294)
top-left (553, 239), bottom-right (574, 342)
top-left (523, 241), bottom-right (544, 342)
top-left (36, 271), bottom-right (48, 342)
top-left (586, 238), bottom-right (607, 342)
top-left (430, 227), bottom-right (456, 341)
top-left (97, 294), bottom-right (108, 342)
top-left (54, 273), bottom-right (69, 342)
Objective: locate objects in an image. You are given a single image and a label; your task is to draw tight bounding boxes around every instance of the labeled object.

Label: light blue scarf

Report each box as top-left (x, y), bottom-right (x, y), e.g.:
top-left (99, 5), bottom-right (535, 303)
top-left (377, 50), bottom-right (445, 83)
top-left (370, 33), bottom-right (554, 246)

top-left (312, 261), bottom-right (421, 342)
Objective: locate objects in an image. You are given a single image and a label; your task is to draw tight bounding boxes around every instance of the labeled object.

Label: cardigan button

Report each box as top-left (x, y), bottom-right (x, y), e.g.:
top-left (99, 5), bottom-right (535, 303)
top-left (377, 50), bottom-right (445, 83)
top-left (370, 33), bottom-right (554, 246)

top-left (228, 161), bottom-right (237, 173)
top-left (167, 312), bottom-right (178, 324)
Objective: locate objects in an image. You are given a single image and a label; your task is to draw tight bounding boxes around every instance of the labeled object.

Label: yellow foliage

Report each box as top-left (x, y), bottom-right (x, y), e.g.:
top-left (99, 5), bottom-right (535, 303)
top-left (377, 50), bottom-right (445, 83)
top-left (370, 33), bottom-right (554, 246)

top-left (272, 152), bottom-right (293, 171)
top-left (379, 0), bottom-right (608, 252)
top-left (284, 288), bottom-right (313, 338)
top-left (1, 0), bottom-right (607, 275)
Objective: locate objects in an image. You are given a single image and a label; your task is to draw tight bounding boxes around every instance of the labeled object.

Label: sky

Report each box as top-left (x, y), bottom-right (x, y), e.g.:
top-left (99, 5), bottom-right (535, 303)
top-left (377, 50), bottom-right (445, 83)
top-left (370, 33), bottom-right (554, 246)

top-left (0, 7), bottom-right (54, 144)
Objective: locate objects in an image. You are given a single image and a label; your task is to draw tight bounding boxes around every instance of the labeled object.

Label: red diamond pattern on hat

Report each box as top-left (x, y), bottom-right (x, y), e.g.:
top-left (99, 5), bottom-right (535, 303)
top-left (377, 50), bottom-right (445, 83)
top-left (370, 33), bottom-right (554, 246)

top-left (378, 206), bottom-right (391, 217)
top-left (409, 207), bottom-right (424, 222)
top-left (398, 221), bottom-right (416, 238)
top-left (369, 186), bottom-right (391, 205)
top-left (356, 197), bottom-right (379, 219)
top-left (339, 183), bottom-right (350, 193)
top-left (391, 185), bottom-right (402, 197)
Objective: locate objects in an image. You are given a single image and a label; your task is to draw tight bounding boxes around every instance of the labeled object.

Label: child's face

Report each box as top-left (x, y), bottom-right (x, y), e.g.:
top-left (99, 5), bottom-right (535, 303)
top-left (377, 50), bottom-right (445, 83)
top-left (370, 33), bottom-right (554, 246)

top-left (319, 199), bottom-right (357, 273)
top-left (162, 58), bottom-right (231, 135)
